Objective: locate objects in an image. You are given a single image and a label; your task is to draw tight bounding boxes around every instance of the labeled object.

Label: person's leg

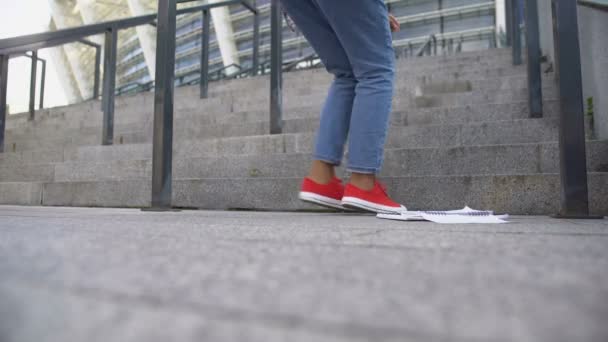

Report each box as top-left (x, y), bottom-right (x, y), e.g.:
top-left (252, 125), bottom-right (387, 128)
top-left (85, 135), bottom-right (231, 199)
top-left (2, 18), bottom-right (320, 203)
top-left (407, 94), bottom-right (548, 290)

top-left (314, 0), bottom-right (396, 190)
top-left (281, 0), bottom-right (356, 185)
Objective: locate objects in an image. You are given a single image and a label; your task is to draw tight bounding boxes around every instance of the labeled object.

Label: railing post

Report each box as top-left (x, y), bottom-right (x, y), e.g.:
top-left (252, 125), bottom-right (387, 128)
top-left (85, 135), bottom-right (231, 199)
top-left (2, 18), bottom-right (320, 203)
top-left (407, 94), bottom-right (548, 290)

top-left (150, 0), bottom-right (177, 210)
top-left (200, 9), bottom-right (210, 99)
top-left (551, 0), bottom-right (594, 218)
top-left (524, 0), bottom-right (543, 118)
top-left (511, 0), bottom-right (522, 65)
top-left (252, 3), bottom-right (260, 77)
top-left (93, 44), bottom-right (101, 100)
top-left (505, 0), bottom-right (513, 46)
top-left (270, 0), bottom-right (283, 134)
top-left (0, 54), bottom-right (8, 153)
top-left (39, 58), bottom-right (46, 109)
top-left (102, 28), bottom-right (117, 146)
top-left (29, 50), bottom-right (37, 121)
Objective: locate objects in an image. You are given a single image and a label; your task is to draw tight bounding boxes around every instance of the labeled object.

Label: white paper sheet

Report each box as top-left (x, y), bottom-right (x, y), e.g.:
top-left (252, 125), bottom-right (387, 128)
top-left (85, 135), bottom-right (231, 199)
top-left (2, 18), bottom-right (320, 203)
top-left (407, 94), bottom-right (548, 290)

top-left (377, 206), bottom-right (509, 224)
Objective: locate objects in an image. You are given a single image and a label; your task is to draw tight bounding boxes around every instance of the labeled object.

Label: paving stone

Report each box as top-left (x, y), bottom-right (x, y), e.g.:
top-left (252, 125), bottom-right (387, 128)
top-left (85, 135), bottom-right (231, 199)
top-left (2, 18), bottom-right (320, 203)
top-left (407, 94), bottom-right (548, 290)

top-left (0, 206), bottom-right (606, 342)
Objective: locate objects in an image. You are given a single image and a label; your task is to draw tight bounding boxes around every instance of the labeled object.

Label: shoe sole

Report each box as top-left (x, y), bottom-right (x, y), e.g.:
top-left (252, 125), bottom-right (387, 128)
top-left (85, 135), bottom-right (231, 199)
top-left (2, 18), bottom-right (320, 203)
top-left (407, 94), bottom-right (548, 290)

top-left (341, 196), bottom-right (404, 214)
top-left (299, 192), bottom-right (347, 211)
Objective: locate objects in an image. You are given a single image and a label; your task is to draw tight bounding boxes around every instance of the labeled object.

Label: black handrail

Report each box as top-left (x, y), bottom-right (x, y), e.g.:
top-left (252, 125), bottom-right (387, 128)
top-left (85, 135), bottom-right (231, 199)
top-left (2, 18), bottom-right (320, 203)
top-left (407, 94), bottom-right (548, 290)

top-left (416, 34), bottom-right (438, 57)
top-left (578, 0), bottom-right (608, 11)
top-left (504, 0), bottom-right (594, 217)
top-left (283, 52), bottom-right (319, 72)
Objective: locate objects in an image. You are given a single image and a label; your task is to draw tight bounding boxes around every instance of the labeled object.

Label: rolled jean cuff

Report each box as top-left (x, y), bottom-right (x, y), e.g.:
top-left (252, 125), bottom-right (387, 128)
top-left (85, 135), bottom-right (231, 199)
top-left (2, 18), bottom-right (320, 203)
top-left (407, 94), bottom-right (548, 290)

top-left (346, 164), bottom-right (378, 175)
top-left (313, 154), bottom-right (342, 167)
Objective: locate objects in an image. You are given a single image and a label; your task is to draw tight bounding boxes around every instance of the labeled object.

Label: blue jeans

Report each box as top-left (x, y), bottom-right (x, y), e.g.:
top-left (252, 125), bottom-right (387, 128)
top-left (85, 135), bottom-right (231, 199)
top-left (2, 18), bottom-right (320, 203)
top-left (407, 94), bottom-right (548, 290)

top-left (281, 0), bottom-right (395, 174)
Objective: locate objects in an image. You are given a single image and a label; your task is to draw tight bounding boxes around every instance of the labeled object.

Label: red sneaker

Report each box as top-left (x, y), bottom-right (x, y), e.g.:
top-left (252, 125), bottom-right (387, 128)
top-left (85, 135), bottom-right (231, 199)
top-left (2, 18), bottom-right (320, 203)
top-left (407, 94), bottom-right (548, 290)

top-left (299, 177), bottom-right (346, 210)
top-left (341, 181), bottom-right (406, 214)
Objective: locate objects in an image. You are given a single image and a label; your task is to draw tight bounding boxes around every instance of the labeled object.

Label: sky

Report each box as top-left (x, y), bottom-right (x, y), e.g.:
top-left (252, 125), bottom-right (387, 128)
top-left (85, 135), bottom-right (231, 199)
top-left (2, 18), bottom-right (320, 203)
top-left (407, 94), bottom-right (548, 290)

top-left (0, 0), bottom-right (68, 114)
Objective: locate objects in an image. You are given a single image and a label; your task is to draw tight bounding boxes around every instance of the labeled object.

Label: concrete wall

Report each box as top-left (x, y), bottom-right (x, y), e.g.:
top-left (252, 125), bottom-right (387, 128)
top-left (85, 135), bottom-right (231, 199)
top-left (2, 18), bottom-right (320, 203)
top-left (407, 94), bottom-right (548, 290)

top-left (578, 5), bottom-right (608, 140)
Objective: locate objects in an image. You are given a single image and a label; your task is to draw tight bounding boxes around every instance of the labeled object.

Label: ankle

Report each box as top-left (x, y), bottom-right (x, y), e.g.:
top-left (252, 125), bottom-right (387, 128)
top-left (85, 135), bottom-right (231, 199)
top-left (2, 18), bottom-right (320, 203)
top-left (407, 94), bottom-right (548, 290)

top-left (349, 173), bottom-right (376, 191)
top-left (308, 160), bottom-right (336, 185)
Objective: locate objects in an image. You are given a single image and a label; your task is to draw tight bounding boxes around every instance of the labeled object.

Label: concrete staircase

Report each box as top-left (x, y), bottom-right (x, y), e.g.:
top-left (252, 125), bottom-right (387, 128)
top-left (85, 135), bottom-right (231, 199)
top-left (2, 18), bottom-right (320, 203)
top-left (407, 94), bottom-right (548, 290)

top-left (1, 48), bottom-right (607, 215)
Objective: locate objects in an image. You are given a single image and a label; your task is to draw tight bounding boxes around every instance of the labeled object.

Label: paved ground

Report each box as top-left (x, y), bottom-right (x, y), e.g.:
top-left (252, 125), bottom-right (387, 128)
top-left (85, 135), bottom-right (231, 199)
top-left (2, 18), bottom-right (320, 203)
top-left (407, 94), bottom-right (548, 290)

top-left (0, 206), bottom-right (607, 342)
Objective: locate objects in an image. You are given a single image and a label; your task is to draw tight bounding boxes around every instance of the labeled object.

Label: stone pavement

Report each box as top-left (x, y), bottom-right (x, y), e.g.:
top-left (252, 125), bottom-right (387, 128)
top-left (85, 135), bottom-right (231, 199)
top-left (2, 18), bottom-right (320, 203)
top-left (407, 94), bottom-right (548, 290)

top-left (0, 205), bottom-right (606, 342)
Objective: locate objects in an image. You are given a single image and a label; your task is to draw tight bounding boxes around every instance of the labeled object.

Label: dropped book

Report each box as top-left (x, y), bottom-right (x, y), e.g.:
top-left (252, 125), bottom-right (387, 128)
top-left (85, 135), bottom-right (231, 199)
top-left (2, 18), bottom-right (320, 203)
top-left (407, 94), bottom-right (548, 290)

top-left (377, 206), bottom-right (509, 224)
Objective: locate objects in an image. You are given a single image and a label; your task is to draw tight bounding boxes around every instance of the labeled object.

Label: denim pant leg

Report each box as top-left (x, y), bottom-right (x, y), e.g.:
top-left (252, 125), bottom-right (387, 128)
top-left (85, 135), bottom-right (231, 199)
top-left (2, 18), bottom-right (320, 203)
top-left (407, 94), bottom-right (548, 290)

top-left (314, 0), bottom-right (396, 174)
top-left (280, 0), bottom-right (356, 166)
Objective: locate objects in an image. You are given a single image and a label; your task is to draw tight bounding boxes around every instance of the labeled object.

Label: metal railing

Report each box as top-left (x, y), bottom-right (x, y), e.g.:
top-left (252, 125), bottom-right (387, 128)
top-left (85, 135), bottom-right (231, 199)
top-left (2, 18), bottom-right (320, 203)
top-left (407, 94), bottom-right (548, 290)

top-left (578, 0), bottom-right (608, 11)
top-left (505, 0), bottom-right (597, 218)
top-left (417, 35), bottom-right (438, 57)
top-left (149, 0), bottom-right (259, 209)
top-left (11, 52), bottom-right (48, 119)
top-left (0, 0), bottom-right (258, 149)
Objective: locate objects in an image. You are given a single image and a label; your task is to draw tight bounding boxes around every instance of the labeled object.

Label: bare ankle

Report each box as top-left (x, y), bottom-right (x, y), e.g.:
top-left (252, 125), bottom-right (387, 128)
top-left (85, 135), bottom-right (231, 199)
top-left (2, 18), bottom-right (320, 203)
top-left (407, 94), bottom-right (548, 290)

top-left (308, 160), bottom-right (336, 184)
top-left (349, 173), bottom-right (376, 191)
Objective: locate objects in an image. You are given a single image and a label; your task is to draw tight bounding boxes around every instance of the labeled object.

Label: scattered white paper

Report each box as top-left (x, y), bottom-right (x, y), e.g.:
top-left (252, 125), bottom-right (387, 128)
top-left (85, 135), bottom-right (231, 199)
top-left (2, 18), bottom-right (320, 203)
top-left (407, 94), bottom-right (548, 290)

top-left (377, 206), bottom-right (509, 224)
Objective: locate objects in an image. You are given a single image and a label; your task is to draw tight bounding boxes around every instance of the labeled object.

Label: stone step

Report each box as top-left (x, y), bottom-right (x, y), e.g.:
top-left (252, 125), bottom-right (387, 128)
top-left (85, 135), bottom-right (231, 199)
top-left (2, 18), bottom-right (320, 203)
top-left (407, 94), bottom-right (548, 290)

top-left (5, 90), bottom-right (563, 146)
top-left (7, 90), bottom-right (555, 139)
top-left (395, 48), bottom-right (514, 66)
top-left (6, 70), bottom-right (546, 131)
top-left (201, 61), bottom-right (526, 95)
top-left (1, 117), bottom-right (561, 155)
top-left (3, 172), bottom-right (606, 215)
top-left (1, 141), bottom-right (606, 183)
top-left (409, 88), bottom-right (558, 109)
top-left (110, 64), bottom-right (529, 113)
top-left (402, 100), bottom-right (560, 126)
top-left (418, 76), bottom-right (556, 95)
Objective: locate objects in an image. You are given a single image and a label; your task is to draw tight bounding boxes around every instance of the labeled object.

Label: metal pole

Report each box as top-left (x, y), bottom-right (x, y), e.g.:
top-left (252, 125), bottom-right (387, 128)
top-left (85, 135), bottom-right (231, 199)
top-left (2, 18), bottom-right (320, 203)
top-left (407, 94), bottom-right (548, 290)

top-left (552, 0), bottom-right (593, 218)
top-left (39, 58), bottom-right (46, 109)
top-left (200, 9), bottom-right (210, 99)
top-left (524, 0), bottom-right (543, 118)
top-left (270, 0), bottom-right (283, 134)
top-left (505, 0), bottom-right (513, 46)
top-left (512, 0), bottom-right (522, 65)
top-left (93, 44), bottom-right (101, 100)
top-left (0, 54), bottom-right (8, 153)
top-left (252, 3), bottom-right (260, 76)
top-left (438, 0), bottom-right (444, 34)
top-left (29, 50), bottom-right (37, 120)
top-left (102, 28), bottom-right (117, 146)
top-left (150, 0), bottom-right (177, 210)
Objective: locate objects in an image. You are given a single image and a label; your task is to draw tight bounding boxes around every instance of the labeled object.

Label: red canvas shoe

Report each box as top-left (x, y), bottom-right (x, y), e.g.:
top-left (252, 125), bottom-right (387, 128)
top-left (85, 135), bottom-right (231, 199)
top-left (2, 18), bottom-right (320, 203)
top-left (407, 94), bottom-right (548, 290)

top-left (341, 181), bottom-right (406, 214)
top-left (299, 177), bottom-right (346, 210)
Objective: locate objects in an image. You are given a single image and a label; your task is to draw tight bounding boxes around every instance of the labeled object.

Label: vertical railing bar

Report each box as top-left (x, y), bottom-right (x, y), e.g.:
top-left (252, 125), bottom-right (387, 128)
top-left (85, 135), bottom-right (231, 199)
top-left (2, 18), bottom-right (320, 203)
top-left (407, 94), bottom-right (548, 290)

top-left (39, 58), bottom-right (46, 109)
top-left (551, 0), bottom-right (594, 218)
top-left (102, 28), bottom-right (117, 146)
top-left (200, 9), bottom-right (210, 99)
top-left (29, 50), bottom-right (38, 120)
top-left (524, 0), bottom-right (543, 118)
top-left (0, 54), bottom-right (8, 153)
top-left (512, 0), bottom-right (522, 65)
top-left (252, 0), bottom-right (260, 77)
top-left (269, 0), bottom-right (283, 134)
top-left (93, 44), bottom-right (101, 100)
top-left (505, 0), bottom-right (513, 46)
top-left (150, 0), bottom-right (177, 210)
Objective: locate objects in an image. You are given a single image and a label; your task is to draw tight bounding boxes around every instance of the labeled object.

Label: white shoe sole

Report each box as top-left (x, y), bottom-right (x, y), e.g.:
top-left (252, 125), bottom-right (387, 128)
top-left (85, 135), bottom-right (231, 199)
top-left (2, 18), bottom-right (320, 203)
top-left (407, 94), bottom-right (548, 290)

top-left (299, 192), bottom-right (346, 211)
top-left (341, 196), bottom-right (406, 214)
